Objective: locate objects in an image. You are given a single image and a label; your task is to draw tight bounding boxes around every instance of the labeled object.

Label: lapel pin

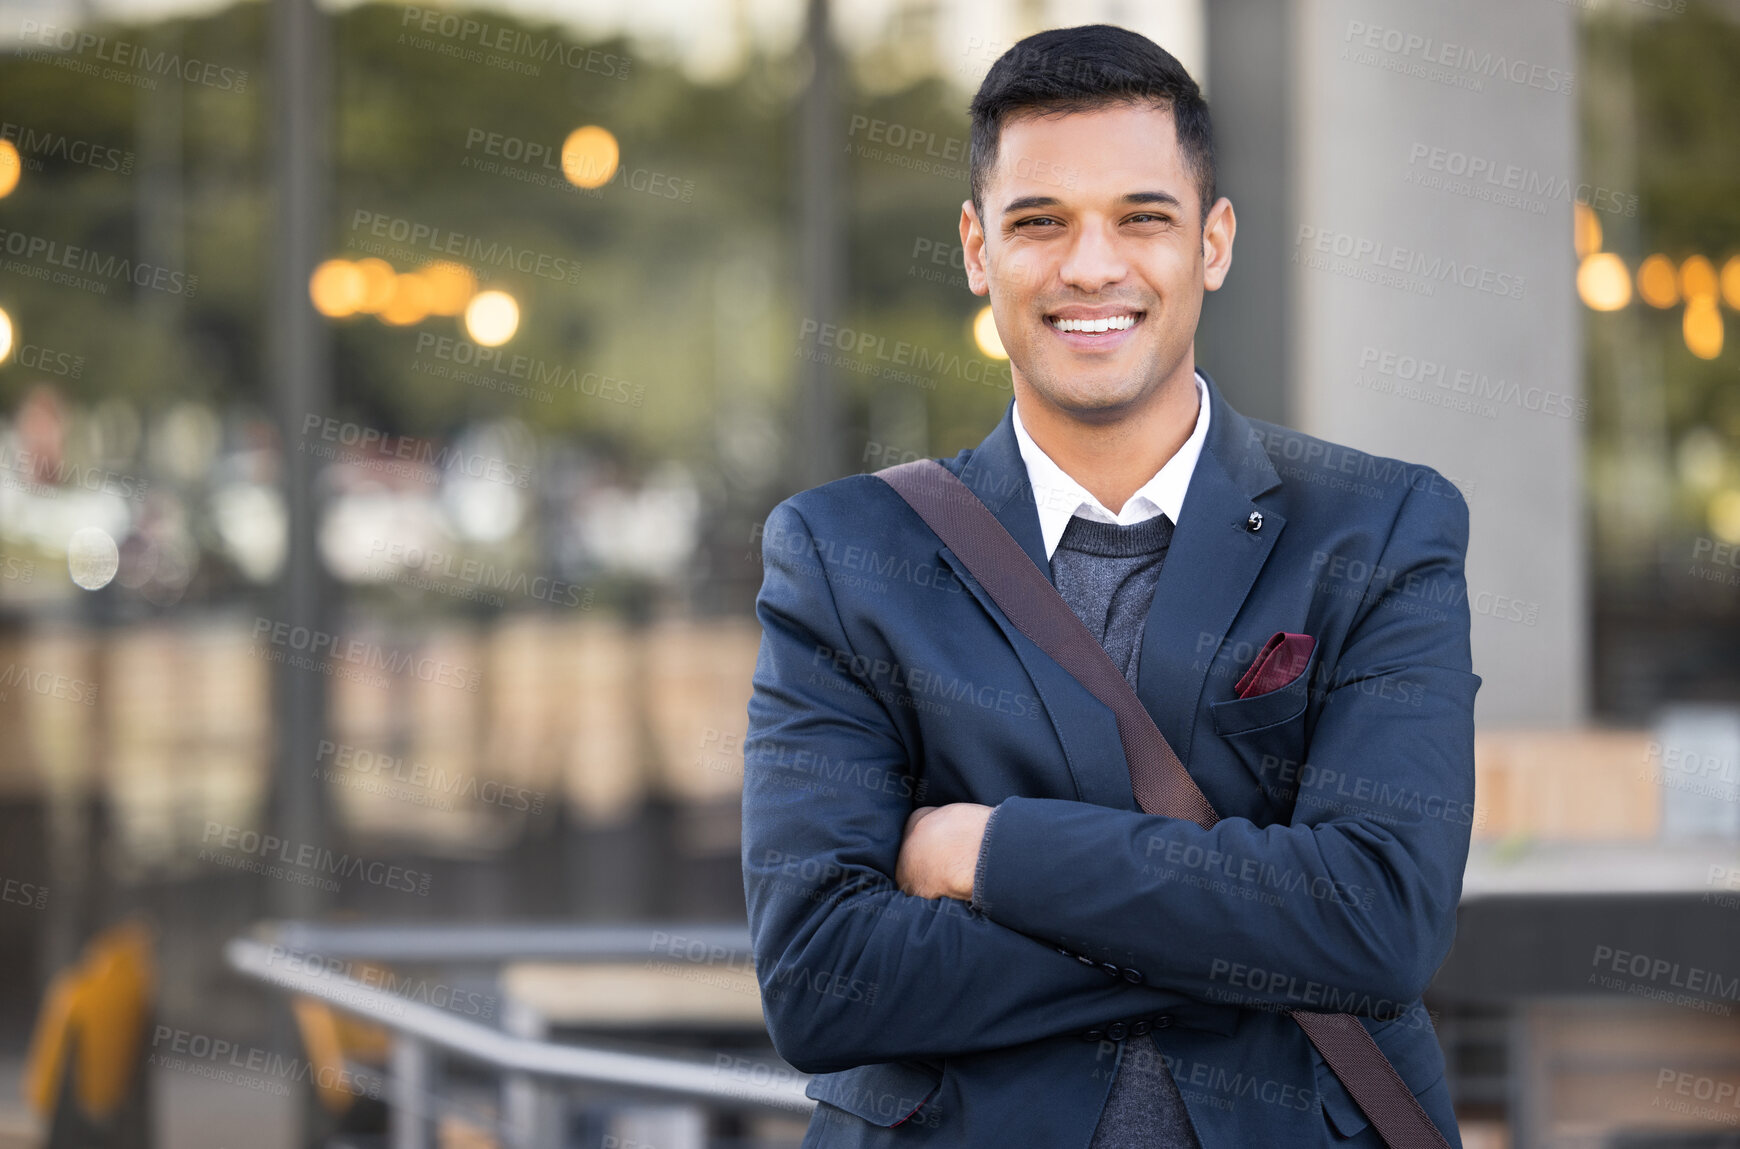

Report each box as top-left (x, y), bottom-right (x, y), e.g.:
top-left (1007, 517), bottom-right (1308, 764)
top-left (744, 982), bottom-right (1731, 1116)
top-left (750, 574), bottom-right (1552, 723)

top-left (1246, 510), bottom-right (1264, 532)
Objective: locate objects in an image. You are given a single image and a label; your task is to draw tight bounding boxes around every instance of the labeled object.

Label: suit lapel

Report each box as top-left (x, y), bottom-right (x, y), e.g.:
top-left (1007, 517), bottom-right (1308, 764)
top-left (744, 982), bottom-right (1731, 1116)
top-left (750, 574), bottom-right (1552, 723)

top-left (938, 404), bottom-right (1133, 807)
top-left (934, 544), bottom-right (1136, 809)
top-left (1133, 371), bottom-right (1286, 769)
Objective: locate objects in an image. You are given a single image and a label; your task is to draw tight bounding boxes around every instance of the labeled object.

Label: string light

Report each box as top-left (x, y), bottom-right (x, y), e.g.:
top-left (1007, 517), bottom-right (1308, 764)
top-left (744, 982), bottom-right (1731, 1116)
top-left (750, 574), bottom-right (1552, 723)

top-left (1577, 253), bottom-right (1631, 312)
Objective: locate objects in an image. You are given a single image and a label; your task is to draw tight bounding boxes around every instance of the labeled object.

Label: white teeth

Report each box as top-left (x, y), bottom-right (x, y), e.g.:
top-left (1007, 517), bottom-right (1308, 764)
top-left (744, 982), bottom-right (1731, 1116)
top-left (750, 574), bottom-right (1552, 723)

top-left (1051, 314), bottom-right (1137, 333)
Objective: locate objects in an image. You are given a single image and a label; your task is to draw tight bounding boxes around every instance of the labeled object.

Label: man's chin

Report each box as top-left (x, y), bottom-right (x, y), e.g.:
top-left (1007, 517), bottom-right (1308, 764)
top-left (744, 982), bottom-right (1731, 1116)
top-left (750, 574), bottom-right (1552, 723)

top-left (1025, 366), bottom-right (1155, 420)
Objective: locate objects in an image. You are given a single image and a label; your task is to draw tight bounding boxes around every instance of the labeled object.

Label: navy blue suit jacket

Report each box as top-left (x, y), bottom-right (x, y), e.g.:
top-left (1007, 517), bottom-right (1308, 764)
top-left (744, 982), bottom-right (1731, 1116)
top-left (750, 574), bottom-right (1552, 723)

top-left (742, 372), bottom-right (1479, 1147)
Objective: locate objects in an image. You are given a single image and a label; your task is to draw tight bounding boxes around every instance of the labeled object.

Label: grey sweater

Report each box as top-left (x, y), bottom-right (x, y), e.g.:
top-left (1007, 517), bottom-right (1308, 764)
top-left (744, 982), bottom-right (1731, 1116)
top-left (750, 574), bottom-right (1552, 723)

top-left (1051, 513), bottom-right (1202, 1149)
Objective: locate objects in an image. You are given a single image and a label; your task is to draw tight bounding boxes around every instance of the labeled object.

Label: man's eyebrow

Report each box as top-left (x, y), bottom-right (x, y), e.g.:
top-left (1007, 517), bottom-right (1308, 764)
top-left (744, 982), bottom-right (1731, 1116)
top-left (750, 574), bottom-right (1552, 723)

top-left (1001, 195), bottom-right (1061, 215)
top-left (999, 191), bottom-right (1182, 216)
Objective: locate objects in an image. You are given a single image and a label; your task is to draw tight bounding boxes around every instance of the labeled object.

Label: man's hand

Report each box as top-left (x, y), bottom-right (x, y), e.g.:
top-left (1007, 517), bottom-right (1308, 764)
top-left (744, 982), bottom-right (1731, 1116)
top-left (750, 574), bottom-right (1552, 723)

top-left (896, 802), bottom-right (995, 901)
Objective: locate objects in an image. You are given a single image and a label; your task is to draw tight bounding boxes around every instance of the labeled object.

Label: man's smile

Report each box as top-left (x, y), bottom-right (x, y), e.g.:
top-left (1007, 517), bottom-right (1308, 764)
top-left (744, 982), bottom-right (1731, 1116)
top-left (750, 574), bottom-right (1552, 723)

top-left (1044, 307), bottom-right (1146, 348)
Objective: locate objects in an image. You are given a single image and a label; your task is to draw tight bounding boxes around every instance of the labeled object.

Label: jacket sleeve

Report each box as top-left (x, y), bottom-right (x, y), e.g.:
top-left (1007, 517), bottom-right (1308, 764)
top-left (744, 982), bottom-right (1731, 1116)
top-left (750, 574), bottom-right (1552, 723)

top-left (970, 479), bottom-right (1481, 1017)
top-left (743, 498), bottom-right (1203, 1075)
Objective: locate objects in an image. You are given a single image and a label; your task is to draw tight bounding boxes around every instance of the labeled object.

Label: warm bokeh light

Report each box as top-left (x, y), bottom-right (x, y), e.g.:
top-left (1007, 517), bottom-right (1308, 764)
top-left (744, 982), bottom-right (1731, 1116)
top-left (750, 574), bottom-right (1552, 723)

top-left (1637, 254), bottom-right (1680, 308)
top-left (1573, 202), bottom-right (1602, 259)
top-left (1723, 255), bottom-right (1740, 311)
top-left (972, 305), bottom-right (1007, 358)
top-left (0, 307), bottom-right (13, 362)
top-left (1577, 253), bottom-right (1631, 312)
top-left (309, 259), bottom-right (367, 317)
top-left (464, 290), bottom-right (520, 346)
top-left (354, 258), bottom-right (397, 314)
top-left (1684, 296), bottom-right (1724, 360)
top-left (562, 125), bottom-right (620, 189)
top-left (1710, 489), bottom-right (1740, 545)
top-left (380, 273), bottom-right (433, 326)
top-left (1681, 255), bottom-right (1718, 303)
top-left (0, 140), bottom-right (20, 199)
top-left (420, 261), bottom-right (477, 316)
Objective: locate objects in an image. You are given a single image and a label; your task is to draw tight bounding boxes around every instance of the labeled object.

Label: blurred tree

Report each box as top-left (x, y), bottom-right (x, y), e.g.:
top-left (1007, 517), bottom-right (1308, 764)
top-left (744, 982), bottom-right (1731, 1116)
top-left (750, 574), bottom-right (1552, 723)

top-left (0, 2), bottom-right (1010, 478)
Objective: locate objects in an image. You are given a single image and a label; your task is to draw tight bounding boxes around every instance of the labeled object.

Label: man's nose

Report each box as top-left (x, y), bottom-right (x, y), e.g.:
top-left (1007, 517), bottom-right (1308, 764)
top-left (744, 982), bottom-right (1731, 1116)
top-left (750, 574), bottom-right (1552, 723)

top-left (1058, 223), bottom-right (1128, 292)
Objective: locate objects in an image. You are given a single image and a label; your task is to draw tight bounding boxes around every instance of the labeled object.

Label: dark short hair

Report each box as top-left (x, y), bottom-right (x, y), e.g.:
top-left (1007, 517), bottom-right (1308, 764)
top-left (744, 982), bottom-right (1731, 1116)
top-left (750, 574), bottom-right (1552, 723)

top-left (968, 24), bottom-right (1216, 219)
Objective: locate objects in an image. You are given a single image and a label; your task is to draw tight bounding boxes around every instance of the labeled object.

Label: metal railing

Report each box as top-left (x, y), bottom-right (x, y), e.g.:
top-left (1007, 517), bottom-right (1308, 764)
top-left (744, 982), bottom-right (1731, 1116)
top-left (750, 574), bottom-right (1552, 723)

top-left (225, 923), bottom-right (814, 1149)
top-left (251, 921), bottom-right (760, 963)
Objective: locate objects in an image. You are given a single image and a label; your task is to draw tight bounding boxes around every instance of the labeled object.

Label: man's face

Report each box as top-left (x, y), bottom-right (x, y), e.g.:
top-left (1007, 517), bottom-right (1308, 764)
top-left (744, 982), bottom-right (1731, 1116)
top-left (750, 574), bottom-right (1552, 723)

top-left (961, 102), bottom-right (1234, 421)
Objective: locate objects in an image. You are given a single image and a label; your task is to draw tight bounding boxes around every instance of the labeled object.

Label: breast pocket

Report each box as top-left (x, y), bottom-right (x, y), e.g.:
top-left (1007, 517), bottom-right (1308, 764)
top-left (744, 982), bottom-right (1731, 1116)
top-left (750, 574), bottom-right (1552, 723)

top-left (1207, 645), bottom-right (1318, 818)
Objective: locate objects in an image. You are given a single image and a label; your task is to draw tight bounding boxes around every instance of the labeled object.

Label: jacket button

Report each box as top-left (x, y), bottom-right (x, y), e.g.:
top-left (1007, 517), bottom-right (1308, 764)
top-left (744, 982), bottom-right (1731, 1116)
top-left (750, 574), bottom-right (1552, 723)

top-left (1120, 967), bottom-right (1143, 984)
top-left (1131, 1020), bottom-right (1151, 1036)
top-left (1246, 510), bottom-right (1264, 532)
top-left (1075, 953), bottom-right (1097, 967)
top-left (1153, 1015), bottom-right (1173, 1029)
top-left (1100, 962), bottom-right (1121, 978)
top-left (1106, 1022), bottom-right (1128, 1041)
top-left (1056, 946), bottom-right (1074, 959)
top-left (1083, 1028), bottom-right (1105, 1042)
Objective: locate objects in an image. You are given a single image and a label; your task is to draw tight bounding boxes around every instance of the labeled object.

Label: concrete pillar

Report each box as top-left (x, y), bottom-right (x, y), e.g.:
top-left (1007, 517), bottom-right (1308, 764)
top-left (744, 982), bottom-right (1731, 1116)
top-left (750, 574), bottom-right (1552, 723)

top-left (1287, 0), bottom-right (1585, 725)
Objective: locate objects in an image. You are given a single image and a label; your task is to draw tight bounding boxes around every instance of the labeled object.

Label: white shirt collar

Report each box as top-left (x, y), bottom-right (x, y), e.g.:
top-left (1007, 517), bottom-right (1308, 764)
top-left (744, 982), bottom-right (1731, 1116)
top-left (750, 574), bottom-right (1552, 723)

top-left (1012, 371), bottom-right (1212, 561)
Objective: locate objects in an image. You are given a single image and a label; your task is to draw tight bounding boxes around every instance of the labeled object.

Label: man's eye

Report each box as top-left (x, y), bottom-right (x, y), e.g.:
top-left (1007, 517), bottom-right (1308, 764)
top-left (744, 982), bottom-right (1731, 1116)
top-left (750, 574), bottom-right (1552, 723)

top-left (1128, 213), bottom-right (1170, 225)
top-left (1014, 217), bottom-right (1059, 228)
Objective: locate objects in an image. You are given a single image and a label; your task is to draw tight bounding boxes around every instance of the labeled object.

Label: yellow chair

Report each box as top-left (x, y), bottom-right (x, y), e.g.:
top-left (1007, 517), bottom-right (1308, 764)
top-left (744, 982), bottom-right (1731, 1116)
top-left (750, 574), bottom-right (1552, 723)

top-left (22, 919), bottom-right (155, 1137)
top-left (290, 990), bottom-right (391, 1118)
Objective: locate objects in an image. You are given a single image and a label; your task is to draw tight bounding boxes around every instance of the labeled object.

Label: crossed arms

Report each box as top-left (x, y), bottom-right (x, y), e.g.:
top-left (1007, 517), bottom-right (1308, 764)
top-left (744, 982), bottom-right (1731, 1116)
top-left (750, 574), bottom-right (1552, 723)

top-left (742, 486), bottom-right (1478, 1076)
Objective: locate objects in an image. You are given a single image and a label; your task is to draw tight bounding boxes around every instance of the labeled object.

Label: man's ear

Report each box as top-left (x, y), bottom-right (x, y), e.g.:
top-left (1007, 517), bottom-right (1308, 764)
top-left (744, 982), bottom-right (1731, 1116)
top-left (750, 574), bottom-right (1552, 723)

top-left (960, 199), bottom-right (991, 297)
top-left (1202, 196), bottom-right (1236, 292)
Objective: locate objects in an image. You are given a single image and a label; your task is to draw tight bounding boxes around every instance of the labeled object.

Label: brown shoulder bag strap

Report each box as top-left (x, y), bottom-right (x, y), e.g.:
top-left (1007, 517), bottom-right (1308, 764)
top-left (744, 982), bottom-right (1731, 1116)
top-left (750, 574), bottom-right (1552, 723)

top-left (876, 458), bottom-right (1452, 1149)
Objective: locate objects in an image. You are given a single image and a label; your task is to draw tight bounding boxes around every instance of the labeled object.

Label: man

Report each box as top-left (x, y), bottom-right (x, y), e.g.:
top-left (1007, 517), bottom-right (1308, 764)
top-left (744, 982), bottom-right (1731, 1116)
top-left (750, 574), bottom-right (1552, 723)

top-left (742, 23), bottom-right (1477, 1149)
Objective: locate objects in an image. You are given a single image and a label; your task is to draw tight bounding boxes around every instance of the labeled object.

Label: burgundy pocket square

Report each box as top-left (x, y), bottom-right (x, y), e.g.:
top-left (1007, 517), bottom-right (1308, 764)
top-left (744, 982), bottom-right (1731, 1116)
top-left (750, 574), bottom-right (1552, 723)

top-left (1235, 632), bottom-right (1316, 699)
